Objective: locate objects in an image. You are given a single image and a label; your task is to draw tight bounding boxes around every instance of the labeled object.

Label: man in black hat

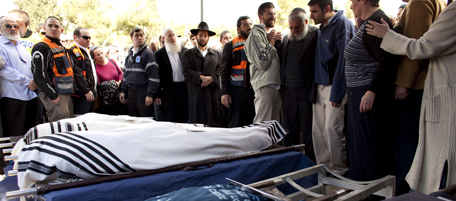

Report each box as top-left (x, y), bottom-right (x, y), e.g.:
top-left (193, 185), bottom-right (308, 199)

top-left (182, 22), bottom-right (223, 127)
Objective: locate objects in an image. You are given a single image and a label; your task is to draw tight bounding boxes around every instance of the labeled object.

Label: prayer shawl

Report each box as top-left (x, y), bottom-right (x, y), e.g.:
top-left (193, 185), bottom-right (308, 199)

top-left (17, 114), bottom-right (287, 189)
top-left (11, 113), bottom-right (155, 158)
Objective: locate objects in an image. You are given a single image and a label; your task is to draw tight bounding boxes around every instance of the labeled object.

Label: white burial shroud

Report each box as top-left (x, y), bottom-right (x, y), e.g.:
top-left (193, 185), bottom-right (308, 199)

top-left (16, 113), bottom-right (287, 190)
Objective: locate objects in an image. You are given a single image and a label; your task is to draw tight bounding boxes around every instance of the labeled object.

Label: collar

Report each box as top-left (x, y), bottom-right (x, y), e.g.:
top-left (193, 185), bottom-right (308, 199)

top-left (0, 36), bottom-right (14, 45)
top-left (74, 42), bottom-right (89, 53)
top-left (44, 35), bottom-right (62, 44)
top-left (130, 43), bottom-right (147, 56)
top-left (322, 10), bottom-right (344, 29)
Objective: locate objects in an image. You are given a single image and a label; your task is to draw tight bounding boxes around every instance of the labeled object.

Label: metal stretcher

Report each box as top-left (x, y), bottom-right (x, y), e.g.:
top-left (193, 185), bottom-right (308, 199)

top-left (247, 164), bottom-right (396, 201)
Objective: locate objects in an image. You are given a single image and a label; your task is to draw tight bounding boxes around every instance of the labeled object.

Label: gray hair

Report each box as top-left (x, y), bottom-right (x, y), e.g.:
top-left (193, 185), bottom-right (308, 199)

top-left (220, 30), bottom-right (231, 40)
top-left (162, 27), bottom-right (175, 38)
top-left (288, 7), bottom-right (308, 25)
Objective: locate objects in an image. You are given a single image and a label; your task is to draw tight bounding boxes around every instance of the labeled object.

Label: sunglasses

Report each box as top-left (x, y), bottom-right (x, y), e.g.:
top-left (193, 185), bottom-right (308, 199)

top-left (5, 24), bottom-right (20, 30)
top-left (81, 35), bottom-right (91, 40)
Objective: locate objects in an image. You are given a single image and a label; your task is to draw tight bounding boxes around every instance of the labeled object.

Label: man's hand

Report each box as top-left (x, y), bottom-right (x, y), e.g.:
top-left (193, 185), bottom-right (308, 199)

top-left (116, 80), bottom-right (122, 88)
top-left (119, 93), bottom-right (127, 104)
top-left (145, 96), bottom-right (153, 107)
top-left (274, 31), bottom-right (282, 42)
top-left (331, 102), bottom-right (340, 107)
top-left (360, 90), bottom-right (376, 113)
top-left (28, 79), bottom-right (37, 91)
top-left (200, 75), bottom-right (213, 87)
top-left (51, 96), bottom-right (60, 105)
top-left (85, 91), bottom-right (94, 102)
top-left (267, 29), bottom-right (276, 46)
top-left (221, 94), bottom-right (232, 108)
top-left (155, 98), bottom-right (162, 105)
top-left (395, 86), bottom-right (409, 100)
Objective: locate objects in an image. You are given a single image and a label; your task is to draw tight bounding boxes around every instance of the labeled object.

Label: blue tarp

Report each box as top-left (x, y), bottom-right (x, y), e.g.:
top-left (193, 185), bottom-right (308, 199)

top-left (0, 151), bottom-right (316, 201)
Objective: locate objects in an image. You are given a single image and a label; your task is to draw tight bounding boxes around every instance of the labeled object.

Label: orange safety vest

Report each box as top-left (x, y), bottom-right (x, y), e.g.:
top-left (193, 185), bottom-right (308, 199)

top-left (40, 37), bottom-right (74, 95)
top-left (67, 43), bottom-right (89, 78)
top-left (230, 36), bottom-right (248, 87)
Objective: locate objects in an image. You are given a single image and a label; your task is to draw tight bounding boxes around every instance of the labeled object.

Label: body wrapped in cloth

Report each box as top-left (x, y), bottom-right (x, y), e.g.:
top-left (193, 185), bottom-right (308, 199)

top-left (16, 114), bottom-right (287, 190)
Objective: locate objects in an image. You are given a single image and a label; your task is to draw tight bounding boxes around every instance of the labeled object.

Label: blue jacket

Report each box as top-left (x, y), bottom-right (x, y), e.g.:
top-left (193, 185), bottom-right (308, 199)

top-left (314, 10), bottom-right (355, 103)
top-left (121, 44), bottom-right (159, 98)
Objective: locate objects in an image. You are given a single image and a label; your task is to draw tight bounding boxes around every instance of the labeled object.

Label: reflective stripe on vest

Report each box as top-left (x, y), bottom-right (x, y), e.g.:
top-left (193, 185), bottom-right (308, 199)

top-left (230, 36), bottom-right (248, 87)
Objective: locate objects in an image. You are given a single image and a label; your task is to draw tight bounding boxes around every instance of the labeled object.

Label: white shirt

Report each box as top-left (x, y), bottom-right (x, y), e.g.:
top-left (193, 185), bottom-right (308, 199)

top-left (0, 36), bottom-right (37, 101)
top-left (198, 46), bottom-right (208, 58)
top-left (165, 46), bottom-right (185, 82)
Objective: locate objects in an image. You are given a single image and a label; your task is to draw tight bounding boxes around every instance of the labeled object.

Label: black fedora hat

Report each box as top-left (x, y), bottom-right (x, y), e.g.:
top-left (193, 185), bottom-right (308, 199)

top-left (190, 21), bottom-right (216, 36)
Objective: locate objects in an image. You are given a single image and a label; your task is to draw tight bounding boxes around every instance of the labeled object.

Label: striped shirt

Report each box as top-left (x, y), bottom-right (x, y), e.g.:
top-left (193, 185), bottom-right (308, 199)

top-left (344, 21), bottom-right (379, 88)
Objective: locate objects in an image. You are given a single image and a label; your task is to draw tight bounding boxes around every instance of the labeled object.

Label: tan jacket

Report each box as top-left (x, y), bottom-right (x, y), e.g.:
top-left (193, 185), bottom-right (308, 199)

top-left (394, 0), bottom-right (446, 89)
top-left (381, 2), bottom-right (456, 194)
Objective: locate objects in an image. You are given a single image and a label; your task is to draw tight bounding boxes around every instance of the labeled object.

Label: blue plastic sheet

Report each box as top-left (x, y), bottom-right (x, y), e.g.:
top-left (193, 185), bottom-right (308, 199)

top-left (0, 151), bottom-right (316, 201)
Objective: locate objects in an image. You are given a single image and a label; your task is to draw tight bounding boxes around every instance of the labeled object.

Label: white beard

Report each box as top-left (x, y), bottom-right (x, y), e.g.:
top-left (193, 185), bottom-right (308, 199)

top-left (165, 41), bottom-right (182, 54)
top-left (2, 30), bottom-right (20, 42)
top-left (288, 24), bottom-right (308, 42)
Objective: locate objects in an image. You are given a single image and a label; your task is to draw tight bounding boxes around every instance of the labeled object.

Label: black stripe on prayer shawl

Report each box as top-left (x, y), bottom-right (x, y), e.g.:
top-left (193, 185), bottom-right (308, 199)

top-left (20, 144), bottom-right (99, 176)
top-left (33, 126), bottom-right (38, 142)
top-left (63, 132), bottom-right (135, 172)
top-left (57, 121), bottom-right (62, 132)
top-left (66, 122), bottom-right (73, 131)
top-left (82, 122), bottom-right (88, 131)
top-left (33, 134), bottom-right (130, 174)
top-left (50, 122), bottom-right (55, 134)
top-left (77, 123), bottom-right (82, 131)
top-left (266, 125), bottom-right (274, 144)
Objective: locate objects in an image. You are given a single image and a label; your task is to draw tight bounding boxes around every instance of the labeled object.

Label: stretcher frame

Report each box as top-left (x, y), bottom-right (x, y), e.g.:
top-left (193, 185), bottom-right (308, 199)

top-left (248, 164), bottom-right (396, 201)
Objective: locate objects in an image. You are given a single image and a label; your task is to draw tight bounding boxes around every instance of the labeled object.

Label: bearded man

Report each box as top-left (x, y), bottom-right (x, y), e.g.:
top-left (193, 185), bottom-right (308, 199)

top-left (182, 22), bottom-right (223, 127)
top-left (280, 8), bottom-right (318, 162)
top-left (154, 27), bottom-right (188, 123)
top-left (0, 15), bottom-right (37, 136)
top-left (244, 2), bottom-right (282, 123)
top-left (218, 16), bottom-right (255, 127)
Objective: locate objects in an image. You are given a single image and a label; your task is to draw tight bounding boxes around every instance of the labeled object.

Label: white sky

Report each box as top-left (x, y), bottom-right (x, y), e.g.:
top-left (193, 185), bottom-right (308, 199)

top-left (3, 0), bottom-right (404, 27)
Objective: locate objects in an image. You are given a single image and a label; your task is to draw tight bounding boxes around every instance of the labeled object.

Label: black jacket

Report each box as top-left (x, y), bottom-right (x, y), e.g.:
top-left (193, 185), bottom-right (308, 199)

top-left (32, 36), bottom-right (68, 100)
top-left (155, 46), bottom-right (188, 109)
top-left (121, 43), bottom-right (159, 98)
top-left (182, 47), bottom-right (222, 127)
top-left (280, 25), bottom-right (318, 104)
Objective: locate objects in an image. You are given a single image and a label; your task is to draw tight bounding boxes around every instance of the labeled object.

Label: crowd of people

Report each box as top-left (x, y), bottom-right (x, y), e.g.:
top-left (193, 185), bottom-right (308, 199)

top-left (0, 0), bottom-right (454, 197)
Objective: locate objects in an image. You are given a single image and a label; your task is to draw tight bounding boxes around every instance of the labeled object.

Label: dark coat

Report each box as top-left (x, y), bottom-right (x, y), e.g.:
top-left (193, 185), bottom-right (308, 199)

top-left (155, 46), bottom-right (188, 110)
top-left (280, 25), bottom-right (318, 104)
top-left (182, 47), bottom-right (222, 127)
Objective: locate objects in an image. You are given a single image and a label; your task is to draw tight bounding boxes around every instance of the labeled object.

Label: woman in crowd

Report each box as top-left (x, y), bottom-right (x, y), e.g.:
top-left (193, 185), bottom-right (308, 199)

top-left (90, 46), bottom-right (127, 115)
top-left (344, 0), bottom-right (400, 181)
top-left (365, 1), bottom-right (455, 193)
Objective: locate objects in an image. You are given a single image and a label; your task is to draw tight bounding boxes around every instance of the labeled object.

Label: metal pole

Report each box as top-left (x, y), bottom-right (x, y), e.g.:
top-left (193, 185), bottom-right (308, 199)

top-left (201, 0), bottom-right (203, 21)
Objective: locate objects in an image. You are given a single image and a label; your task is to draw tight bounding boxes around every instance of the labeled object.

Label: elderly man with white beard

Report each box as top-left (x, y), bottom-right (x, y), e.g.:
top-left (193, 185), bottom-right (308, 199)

top-left (154, 28), bottom-right (188, 123)
top-left (0, 15), bottom-right (38, 137)
top-left (280, 8), bottom-right (319, 162)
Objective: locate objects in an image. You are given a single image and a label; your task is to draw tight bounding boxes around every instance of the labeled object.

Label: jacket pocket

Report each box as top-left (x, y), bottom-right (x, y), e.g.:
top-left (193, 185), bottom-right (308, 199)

top-left (425, 94), bottom-right (441, 123)
top-left (55, 76), bottom-right (74, 95)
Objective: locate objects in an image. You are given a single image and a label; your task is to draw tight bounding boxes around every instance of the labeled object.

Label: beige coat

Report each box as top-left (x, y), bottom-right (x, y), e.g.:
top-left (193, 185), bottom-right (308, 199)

top-left (381, 2), bottom-right (456, 194)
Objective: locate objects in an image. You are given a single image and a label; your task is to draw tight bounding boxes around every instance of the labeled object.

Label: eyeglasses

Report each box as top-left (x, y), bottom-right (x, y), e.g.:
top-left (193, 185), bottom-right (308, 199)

top-left (81, 35), bottom-right (91, 40)
top-left (5, 24), bottom-right (20, 30)
top-left (289, 25), bottom-right (303, 31)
